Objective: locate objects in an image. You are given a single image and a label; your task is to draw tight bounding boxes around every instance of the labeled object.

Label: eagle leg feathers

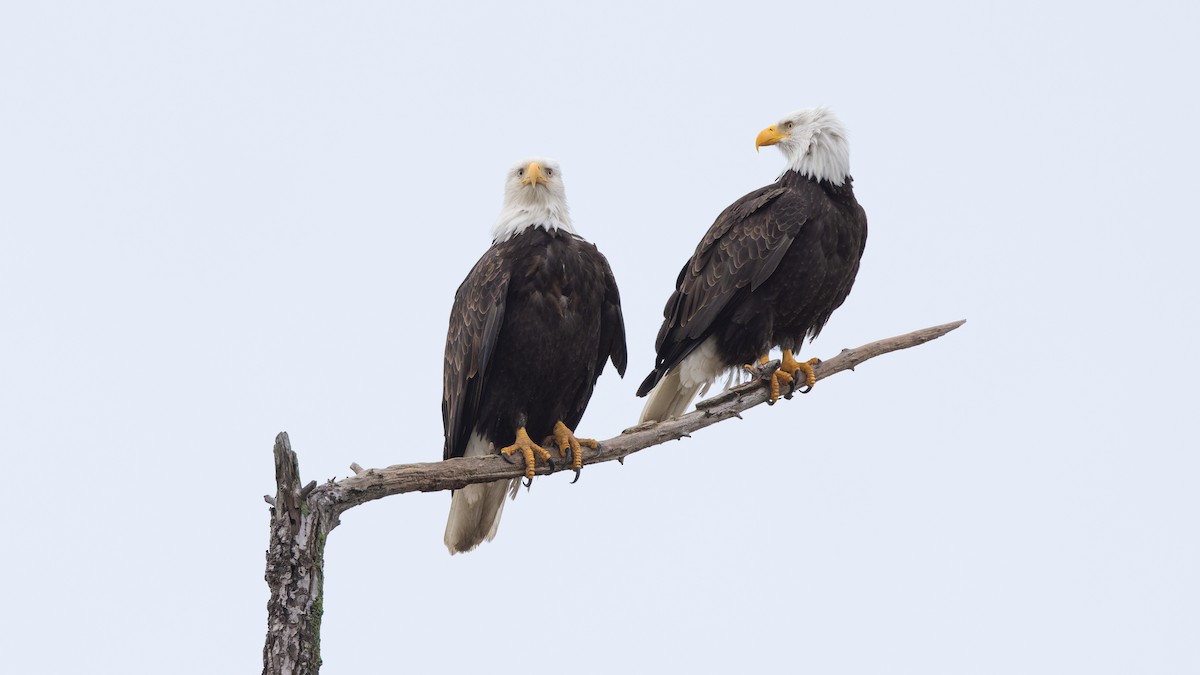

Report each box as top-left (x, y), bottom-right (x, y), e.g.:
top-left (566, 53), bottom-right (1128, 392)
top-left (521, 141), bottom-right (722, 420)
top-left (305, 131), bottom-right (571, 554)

top-left (546, 420), bottom-right (599, 485)
top-left (500, 427), bottom-right (553, 487)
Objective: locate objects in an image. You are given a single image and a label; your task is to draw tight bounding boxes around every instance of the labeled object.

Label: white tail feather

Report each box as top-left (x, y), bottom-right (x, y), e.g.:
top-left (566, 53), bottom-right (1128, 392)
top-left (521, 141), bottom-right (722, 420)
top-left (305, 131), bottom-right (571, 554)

top-left (639, 337), bottom-right (727, 424)
top-left (444, 433), bottom-right (517, 554)
top-left (444, 480), bottom-right (511, 554)
top-left (639, 368), bottom-right (705, 424)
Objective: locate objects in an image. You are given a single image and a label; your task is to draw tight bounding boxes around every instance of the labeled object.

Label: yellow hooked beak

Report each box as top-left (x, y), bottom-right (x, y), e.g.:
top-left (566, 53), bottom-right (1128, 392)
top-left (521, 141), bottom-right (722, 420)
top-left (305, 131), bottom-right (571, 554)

top-left (755, 125), bottom-right (789, 152)
top-left (520, 161), bottom-right (548, 187)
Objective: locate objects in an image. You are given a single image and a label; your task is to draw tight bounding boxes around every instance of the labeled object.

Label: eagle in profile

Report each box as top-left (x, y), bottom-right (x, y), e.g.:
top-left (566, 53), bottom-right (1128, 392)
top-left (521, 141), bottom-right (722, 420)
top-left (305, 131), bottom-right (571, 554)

top-left (443, 158), bottom-right (627, 554)
top-left (638, 107), bottom-right (868, 423)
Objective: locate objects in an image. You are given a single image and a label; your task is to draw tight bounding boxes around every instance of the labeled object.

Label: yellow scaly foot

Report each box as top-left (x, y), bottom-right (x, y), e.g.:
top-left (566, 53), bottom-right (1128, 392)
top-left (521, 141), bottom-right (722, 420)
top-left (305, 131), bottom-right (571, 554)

top-left (500, 427), bottom-right (554, 487)
top-left (743, 351), bottom-right (821, 404)
top-left (779, 349), bottom-right (821, 396)
top-left (549, 421), bottom-right (599, 484)
top-left (743, 353), bottom-right (792, 405)
top-left (742, 355), bottom-right (771, 375)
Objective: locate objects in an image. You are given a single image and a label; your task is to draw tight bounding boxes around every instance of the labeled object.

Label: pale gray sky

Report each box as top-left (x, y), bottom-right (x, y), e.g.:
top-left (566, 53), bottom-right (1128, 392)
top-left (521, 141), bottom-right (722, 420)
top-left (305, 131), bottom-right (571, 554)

top-left (2, 1), bottom-right (1198, 673)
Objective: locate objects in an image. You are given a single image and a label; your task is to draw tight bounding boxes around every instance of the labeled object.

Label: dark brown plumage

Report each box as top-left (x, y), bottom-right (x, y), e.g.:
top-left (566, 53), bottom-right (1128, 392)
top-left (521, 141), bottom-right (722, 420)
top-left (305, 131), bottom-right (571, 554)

top-left (442, 157), bottom-right (625, 554)
top-left (443, 227), bottom-right (627, 463)
top-left (636, 108), bottom-right (867, 422)
top-left (638, 169), bottom-right (867, 399)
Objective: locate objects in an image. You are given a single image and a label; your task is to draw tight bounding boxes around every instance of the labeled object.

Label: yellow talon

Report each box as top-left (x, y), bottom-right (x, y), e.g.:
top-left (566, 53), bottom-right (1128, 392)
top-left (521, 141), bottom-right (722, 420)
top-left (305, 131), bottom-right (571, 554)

top-left (743, 353), bottom-right (790, 405)
top-left (551, 421), bottom-right (598, 482)
top-left (500, 427), bottom-right (552, 483)
top-left (742, 354), bottom-right (771, 374)
top-left (750, 354), bottom-right (771, 367)
top-left (780, 349), bottom-right (820, 394)
top-left (748, 350), bottom-right (822, 404)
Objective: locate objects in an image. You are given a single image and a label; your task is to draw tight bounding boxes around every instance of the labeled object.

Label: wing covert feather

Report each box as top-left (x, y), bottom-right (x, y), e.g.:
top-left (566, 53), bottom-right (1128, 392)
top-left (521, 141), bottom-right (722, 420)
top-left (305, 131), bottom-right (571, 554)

top-left (443, 249), bottom-right (511, 461)
top-left (653, 184), bottom-right (810, 370)
top-left (598, 256), bottom-right (628, 378)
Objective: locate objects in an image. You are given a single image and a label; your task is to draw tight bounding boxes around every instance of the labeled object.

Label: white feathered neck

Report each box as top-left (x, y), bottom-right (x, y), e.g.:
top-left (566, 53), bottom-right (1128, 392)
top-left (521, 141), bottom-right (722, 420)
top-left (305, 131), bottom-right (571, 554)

top-left (776, 107), bottom-right (851, 186)
top-left (491, 158), bottom-right (577, 243)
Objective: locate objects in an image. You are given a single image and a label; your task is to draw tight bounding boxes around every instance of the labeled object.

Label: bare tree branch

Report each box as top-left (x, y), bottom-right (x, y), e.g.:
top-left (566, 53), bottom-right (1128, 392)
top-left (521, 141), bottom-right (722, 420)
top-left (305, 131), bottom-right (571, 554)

top-left (315, 319), bottom-right (964, 521)
top-left (262, 319), bottom-right (964, 675)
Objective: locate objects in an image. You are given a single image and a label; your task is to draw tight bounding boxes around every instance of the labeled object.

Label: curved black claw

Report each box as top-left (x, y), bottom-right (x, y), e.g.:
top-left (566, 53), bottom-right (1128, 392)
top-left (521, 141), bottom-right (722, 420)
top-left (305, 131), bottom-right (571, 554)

top-left (797, 358), bottom-right (821, 394)
top-left (570, 468), bottom-right (581, 485)
top-left (522, 476), bottom-right (533, 489)
top-left (546, 457), bottom-right (556, 473)
top-left (501, 452), bottom-right (515, 465)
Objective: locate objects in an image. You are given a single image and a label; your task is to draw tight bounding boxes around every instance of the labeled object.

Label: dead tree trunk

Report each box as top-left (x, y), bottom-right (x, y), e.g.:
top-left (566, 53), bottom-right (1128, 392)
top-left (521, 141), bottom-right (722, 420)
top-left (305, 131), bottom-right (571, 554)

top-left (263, 434), bottom-right (330, 674)
top-left (261, 320), bottom-right (965, 675)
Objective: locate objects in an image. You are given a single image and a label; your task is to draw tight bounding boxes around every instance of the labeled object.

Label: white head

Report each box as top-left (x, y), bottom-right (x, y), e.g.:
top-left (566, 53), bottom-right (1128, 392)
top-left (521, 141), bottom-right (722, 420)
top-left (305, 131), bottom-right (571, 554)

top-left (755, 107), bottom-right (851, 185)
top-left (491, 157), bottom-right (577, 243)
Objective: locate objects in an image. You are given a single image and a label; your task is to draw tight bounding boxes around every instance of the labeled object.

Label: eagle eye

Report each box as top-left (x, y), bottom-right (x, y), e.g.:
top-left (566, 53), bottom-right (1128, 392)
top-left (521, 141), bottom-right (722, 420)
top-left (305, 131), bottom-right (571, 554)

top-left (545, 168), bottom-right (554, 177)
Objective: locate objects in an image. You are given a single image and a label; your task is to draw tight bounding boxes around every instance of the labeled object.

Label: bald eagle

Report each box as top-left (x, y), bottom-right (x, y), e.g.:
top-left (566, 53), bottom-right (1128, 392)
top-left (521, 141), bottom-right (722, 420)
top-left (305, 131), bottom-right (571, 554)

top-left (638, 107), bottom-right (867, 422)
top-left (443, 158), bottom-right (627, 554)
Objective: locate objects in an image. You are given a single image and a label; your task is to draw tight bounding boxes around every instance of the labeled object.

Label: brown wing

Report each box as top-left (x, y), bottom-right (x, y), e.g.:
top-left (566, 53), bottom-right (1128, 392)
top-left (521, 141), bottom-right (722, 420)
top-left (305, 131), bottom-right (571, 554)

top-left (637, 183), bottom-right (811, 395)
top-left (596, 251), bottom-right (628, 379)
top-left (442, 247), bottom-right (511, 461)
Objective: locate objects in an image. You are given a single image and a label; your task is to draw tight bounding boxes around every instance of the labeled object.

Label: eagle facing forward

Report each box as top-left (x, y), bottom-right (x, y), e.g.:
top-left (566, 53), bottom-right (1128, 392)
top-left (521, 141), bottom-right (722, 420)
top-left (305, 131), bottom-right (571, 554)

top-left (638, 107), bottom-right (868, 422)
top-left (442, 158), bottom-right (627, 554)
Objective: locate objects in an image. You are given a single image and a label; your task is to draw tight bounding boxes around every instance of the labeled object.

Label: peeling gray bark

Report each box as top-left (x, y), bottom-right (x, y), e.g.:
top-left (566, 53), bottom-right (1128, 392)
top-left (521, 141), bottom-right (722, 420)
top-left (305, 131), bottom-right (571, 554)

top-left (263, 434), bottom-right (333, 675)
top-left (262, 320), bottom-right (965, 675)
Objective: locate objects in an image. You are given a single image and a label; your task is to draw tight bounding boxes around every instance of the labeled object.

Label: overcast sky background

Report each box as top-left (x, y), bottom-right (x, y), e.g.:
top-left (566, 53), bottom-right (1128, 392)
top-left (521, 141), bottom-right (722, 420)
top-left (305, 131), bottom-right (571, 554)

top-left (2, 1), bottom-right (1198, 673)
